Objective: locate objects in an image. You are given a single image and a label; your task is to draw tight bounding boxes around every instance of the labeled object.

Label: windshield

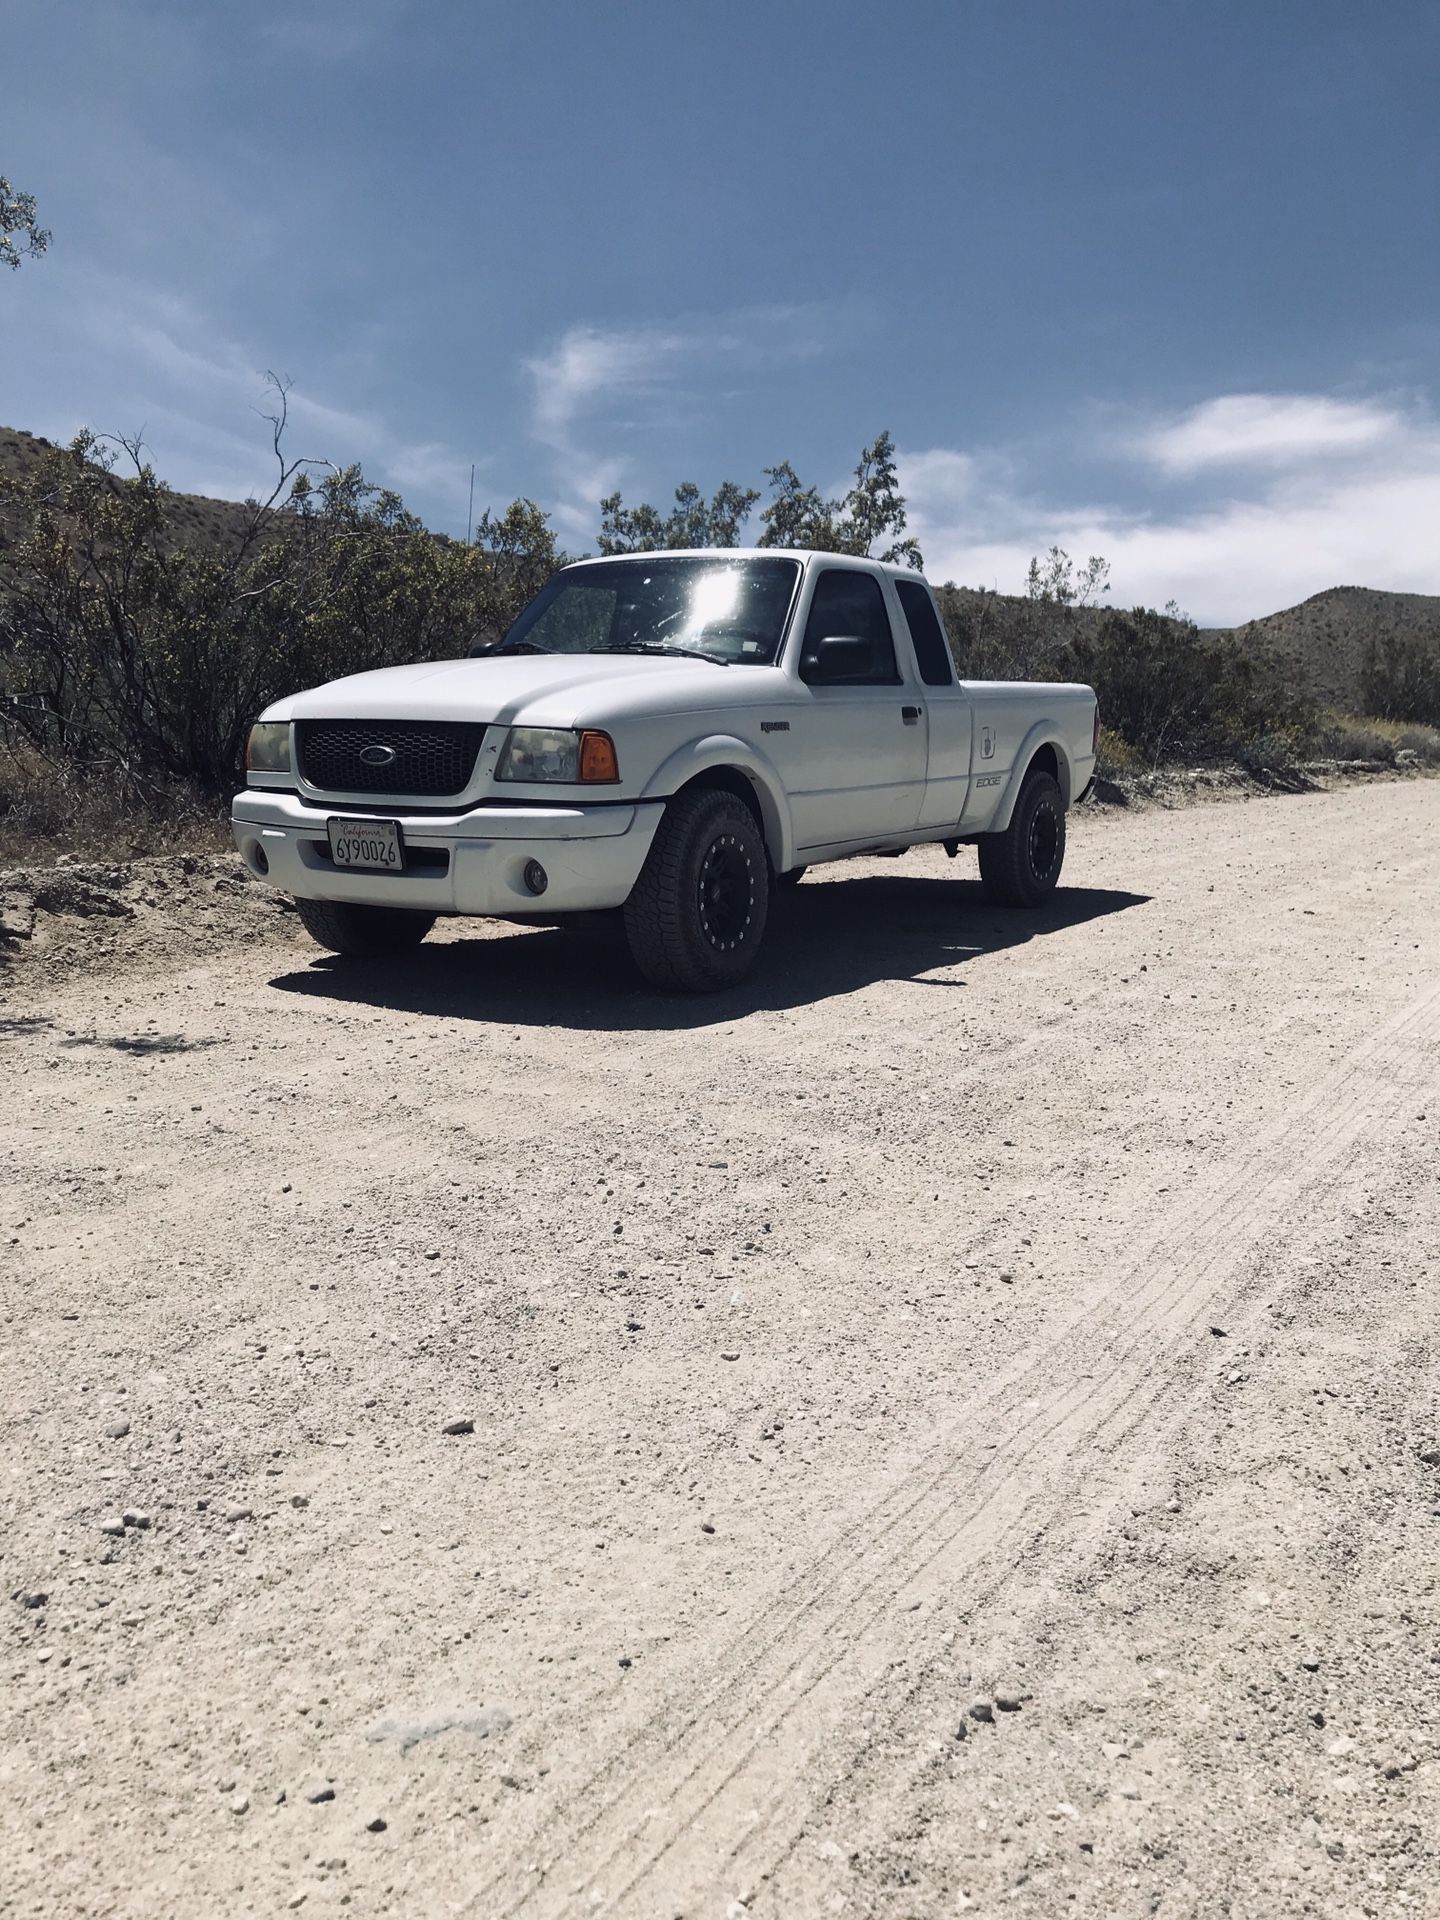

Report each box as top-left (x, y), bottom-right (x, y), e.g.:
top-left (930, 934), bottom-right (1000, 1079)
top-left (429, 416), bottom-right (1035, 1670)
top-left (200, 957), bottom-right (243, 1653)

top-left (494, 556), bottom-right (802, 666)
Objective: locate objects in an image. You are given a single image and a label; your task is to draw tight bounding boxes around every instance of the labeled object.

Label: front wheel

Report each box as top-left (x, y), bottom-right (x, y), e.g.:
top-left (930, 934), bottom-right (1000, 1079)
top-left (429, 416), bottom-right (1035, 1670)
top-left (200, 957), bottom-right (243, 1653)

top-left (977, 771), bottom-right (1066, 906)
top-left (623, 789), bottom-right (769, 991)
top-left (293, 896), bottom-right (436, 957)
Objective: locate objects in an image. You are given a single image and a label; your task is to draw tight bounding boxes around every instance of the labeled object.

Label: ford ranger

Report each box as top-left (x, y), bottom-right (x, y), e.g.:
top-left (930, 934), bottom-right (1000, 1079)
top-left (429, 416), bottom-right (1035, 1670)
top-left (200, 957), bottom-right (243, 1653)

top-left (232, 550), bottom-right (1098, 991)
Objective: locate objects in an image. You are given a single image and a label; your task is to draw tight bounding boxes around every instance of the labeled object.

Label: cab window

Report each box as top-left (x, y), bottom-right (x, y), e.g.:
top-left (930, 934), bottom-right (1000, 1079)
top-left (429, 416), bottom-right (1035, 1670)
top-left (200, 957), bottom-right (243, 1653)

top-left (800, 570), bottom-right (900, 685)
top-left (895, 579), bottom-right (955, 687)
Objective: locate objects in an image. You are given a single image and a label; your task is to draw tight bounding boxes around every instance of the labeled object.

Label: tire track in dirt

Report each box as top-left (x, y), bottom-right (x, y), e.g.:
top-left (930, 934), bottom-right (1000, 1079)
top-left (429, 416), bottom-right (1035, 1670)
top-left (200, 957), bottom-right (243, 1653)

top-left (611, 1027), bottom-right (1437, 1914)
top-left (724, 1061), bottom-right (1438, 1910)
top-left (475, 977), bottom-right (1440, 1915)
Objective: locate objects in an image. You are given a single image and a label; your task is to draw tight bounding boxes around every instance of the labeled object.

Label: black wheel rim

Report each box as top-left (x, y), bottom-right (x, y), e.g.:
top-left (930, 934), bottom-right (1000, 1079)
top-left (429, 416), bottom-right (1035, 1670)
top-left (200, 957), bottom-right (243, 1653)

top-left (1028, 802), bottom-right (1059, 881)
top-left (697, 834), bottom-right (754, 951)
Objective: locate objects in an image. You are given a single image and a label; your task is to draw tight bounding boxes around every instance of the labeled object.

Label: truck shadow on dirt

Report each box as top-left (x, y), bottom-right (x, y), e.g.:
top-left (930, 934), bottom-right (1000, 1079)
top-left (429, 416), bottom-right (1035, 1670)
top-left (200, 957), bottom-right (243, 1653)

top-left (267, 875), bottom-right (1149, 1030)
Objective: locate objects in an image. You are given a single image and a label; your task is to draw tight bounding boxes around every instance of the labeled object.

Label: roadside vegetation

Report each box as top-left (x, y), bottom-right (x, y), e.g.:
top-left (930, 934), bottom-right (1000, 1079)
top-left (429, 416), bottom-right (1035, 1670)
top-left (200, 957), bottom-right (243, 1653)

top-left (3, 412), bottom-right (1438, 865)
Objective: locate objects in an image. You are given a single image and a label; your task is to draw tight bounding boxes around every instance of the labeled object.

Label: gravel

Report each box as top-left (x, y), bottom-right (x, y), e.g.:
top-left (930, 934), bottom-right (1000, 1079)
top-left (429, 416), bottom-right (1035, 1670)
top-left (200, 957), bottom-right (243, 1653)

top-left (5, 783), bottom-right (1439, 1919)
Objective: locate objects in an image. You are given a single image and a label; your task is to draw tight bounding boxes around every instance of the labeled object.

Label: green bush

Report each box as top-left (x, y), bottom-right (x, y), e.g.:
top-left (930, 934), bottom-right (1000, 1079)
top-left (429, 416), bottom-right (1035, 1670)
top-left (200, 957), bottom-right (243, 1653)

top-left (1065, 606), bottom-right (1313, 767)
top-left (937, 592), bottom-right (1314, 768)
top-left (1360, 633), bottom-right (1440, 727)
top-left (0, 431), bottom-right (561, 803)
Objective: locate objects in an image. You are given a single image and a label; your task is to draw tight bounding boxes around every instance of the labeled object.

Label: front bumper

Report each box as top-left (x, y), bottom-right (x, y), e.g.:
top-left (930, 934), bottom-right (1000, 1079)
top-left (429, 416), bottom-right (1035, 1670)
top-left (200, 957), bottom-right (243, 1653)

top-left (231, 790), bottom-right (665, 916)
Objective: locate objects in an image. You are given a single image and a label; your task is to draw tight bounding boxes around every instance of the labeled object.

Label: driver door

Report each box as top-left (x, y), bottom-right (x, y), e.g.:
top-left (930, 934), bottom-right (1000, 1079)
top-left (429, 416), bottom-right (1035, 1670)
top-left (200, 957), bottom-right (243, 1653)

top-left (781, 567), bottom-right (928, 851)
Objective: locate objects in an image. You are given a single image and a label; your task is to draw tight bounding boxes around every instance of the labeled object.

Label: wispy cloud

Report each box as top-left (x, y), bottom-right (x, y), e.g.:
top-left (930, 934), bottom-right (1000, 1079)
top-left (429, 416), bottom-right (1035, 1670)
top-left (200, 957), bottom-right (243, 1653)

top-left (9, 264), bottom-right (475, 524)
top-left (524, 306), bottom-right (846, 544)
top-left (902, 390), bottom-right (1440, 625)
top-left (1137, 392), bottom-right (1404, 473)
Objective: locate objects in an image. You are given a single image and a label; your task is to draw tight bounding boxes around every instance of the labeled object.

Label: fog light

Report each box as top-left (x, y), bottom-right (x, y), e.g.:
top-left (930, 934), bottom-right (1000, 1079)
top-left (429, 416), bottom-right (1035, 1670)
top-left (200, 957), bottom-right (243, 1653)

top-left (250, 841), bottom-right (269, 876)
top-left (523, 859), bottom-right (548, 896)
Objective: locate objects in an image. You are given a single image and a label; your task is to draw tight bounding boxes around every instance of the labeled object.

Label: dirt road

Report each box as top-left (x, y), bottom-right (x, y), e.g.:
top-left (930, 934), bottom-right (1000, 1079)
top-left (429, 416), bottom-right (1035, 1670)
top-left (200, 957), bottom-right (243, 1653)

top-left (3, 779), bottom-right (1438, 1919)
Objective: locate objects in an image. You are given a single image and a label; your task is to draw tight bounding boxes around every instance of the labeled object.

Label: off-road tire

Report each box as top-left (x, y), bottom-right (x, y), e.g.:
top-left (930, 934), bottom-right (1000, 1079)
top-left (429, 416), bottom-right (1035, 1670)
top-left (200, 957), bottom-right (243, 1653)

top-left (977, 770), bottom-right (1066, 906)
top-left (623, 788), bottom-right (769, 991)
top-left (293, 896), bottom-right (436, 957)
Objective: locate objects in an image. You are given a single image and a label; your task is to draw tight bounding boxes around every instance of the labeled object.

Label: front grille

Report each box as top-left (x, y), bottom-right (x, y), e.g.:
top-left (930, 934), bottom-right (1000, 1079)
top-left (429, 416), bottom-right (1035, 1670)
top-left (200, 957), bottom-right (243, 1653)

top-left (295, 719), bottom-right (486, 797)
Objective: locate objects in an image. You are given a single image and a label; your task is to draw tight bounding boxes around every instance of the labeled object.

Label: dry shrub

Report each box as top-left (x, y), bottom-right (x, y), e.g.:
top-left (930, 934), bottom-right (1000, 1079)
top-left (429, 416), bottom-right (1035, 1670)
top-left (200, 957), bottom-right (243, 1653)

top-left (1308, 712), bottom-right (1440, 766)
top-left (1095, 724), bottom-right (1144, 778)
top-left (0, 735), bottom-right (224, 867)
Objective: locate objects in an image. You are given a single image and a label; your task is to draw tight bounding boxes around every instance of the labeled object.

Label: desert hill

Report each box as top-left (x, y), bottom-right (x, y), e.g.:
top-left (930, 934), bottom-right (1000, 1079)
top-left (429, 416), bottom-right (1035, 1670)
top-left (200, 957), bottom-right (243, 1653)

top-left (0, 424), bottom-right (267, 558)
top-left (1209, 587), bottom-right (1440, 714)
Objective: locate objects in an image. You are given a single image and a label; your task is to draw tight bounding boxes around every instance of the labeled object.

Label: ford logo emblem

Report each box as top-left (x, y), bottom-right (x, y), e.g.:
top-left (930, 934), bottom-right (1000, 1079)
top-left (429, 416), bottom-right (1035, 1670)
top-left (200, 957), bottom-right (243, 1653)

top-left (359, 743), bottom-right (397, 768)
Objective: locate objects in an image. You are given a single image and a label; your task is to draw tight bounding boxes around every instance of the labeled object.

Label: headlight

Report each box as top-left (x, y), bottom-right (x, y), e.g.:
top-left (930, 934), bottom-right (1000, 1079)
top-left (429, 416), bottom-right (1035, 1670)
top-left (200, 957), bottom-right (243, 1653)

top-left (496, 727), bottom-right (619, 784)
top-left (246, 721), bottom-right (291, 776)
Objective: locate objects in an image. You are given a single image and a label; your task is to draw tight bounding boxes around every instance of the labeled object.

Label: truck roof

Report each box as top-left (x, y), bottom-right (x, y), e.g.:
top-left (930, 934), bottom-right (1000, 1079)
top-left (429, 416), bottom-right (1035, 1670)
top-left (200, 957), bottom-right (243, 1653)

top-left (562, 548), bottom-right (927, 583)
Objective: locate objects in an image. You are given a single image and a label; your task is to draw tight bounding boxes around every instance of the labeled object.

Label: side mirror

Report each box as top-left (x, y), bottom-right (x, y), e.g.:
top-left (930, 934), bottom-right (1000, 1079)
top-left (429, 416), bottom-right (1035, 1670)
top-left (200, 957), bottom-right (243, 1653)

top-left (466, 625), bottom-right (505, 658)
top-left (804, 633), bottom-right (875, 684)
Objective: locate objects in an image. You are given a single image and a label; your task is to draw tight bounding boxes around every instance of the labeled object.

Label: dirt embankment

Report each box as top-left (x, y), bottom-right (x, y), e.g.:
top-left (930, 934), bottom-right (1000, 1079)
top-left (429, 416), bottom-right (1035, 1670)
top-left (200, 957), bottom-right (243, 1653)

top-left (3, 779), bottom-right (1439, 1919)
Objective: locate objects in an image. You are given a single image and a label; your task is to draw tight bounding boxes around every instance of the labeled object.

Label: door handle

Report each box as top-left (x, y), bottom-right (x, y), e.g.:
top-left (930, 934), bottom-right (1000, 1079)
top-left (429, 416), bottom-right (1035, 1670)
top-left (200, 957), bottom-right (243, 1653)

top-left (901, 705), bottom-right (923, 725)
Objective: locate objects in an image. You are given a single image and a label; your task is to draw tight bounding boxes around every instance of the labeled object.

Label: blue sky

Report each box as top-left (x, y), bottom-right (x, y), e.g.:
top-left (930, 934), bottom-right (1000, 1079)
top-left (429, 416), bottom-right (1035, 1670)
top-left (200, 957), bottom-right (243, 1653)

top-left (4, 0), bottom-right (1439, 622)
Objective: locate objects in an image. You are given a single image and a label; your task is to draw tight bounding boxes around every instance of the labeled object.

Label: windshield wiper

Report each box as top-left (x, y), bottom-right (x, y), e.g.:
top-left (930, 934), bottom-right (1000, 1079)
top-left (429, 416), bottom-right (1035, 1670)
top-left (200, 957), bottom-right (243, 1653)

top-left (588, 642), bottom-right (730, 666)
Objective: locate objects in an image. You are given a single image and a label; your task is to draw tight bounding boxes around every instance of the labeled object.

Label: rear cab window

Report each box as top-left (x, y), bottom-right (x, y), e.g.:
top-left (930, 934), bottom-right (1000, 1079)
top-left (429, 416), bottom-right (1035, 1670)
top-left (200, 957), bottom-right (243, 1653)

top-left (894, 578), bottom-right (955, 687)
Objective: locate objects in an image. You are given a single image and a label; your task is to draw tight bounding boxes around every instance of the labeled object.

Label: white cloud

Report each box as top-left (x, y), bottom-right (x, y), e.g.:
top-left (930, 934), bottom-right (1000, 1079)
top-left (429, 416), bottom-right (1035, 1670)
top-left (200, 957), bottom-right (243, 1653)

top-left (524, 307), bottom-right (842, 545)
top-left (903, 390), bottom-right (1440, 625)
top-left (1138, 392), bottom-right (1403, 473)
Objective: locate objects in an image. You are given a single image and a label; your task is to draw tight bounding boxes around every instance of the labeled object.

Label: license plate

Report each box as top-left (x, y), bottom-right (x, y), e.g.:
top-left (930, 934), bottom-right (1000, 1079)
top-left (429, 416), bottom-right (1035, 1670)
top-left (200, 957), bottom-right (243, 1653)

top-left (328, 817), bottom-right (404, 871)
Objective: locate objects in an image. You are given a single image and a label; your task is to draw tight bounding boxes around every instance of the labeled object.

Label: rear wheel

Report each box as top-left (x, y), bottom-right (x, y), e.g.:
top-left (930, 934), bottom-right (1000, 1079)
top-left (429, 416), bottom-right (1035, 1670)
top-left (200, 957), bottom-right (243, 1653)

top-left (293, 896), bottom-right (436, 957)
top-left (623, 788), bottom-right (769, 991)
top-left (977, 770), bottom-right (1066, 906)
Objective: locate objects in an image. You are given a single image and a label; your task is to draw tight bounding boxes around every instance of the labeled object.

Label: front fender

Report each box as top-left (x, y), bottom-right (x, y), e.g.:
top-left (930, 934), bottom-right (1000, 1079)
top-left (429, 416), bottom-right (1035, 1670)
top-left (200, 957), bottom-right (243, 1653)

top-left (990, 721), bottom-right (1077, 831)
top-left (642, 734), bottom-right (795, 872)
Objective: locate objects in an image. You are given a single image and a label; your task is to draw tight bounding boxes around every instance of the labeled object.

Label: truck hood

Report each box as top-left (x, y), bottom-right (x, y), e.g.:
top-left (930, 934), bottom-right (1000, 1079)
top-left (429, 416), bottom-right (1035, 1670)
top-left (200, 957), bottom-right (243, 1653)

top-left (271, 653), bottom-right (755, 729)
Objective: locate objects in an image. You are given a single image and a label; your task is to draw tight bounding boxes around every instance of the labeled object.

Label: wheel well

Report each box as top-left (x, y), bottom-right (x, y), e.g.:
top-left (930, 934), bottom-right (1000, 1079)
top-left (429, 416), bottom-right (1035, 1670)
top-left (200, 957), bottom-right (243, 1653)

top-left (675, 768), bottom-right (770, 846)
top-left (1023, 741), bottom-right (1067, 804)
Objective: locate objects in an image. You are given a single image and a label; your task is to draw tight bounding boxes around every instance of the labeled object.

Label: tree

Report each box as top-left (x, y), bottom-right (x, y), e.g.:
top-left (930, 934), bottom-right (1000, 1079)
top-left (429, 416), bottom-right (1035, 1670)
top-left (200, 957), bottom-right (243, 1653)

top-left (1, 176), bottom-right (49, 271)
top-left (838, 431), bottom-right (922, 568)
top-left (938, 547), bottom-right (1112, 684)
top-left (1024, 546), bottom-right (1110, 608)
top-left (597, 479), bottom-right (761, 554)
top-left (754, 461), bottom-right (842, 552)
top-left (595, 432), bottom-right (922, 566)
top-left (757, 431), bottom-right (921, 566)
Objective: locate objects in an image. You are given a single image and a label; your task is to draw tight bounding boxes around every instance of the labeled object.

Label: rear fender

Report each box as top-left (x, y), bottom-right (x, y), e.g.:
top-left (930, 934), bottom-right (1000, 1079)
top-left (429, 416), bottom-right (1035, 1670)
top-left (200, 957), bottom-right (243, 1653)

top-left (642, 735), bottom-right (795, 872)
top-left (990, 722), bottom-right (1076, 831)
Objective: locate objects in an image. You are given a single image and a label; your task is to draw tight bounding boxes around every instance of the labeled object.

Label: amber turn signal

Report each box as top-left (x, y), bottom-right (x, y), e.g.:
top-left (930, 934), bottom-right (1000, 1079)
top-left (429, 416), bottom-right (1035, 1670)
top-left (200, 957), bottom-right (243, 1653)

top-left (579, 730), bottom-right (620, 783)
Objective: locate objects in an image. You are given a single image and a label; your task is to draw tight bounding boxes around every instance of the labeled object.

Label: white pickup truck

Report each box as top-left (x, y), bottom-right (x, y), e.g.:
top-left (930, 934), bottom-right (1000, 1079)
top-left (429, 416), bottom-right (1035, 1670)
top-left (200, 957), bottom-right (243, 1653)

top-left (233, 550), bottom-right (1097, 990)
